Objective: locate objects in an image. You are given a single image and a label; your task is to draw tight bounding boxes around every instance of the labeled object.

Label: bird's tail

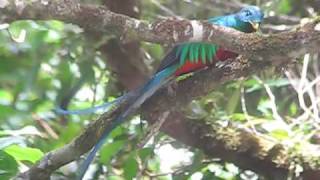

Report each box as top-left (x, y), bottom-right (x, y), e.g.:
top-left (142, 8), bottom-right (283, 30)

top-left (54, 93), bottom-right (130, 115)
top-left (77, 64), bottom-right (178, 179)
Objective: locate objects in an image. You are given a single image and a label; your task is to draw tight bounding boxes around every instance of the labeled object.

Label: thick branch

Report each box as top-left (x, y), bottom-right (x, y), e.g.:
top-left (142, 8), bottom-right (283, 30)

top-left (1, 0), bottom-right (319, 59)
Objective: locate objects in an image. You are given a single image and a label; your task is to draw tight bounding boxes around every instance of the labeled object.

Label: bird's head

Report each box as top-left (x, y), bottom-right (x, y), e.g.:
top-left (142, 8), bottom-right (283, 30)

top-left (236, 6), bottom-right (264, 31)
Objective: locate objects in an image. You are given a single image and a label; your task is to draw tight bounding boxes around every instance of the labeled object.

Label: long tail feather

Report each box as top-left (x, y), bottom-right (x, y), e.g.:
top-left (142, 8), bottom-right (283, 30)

top-left (54, 94), bottom-right (128, 115)
top-left (77, 64), bottom-right (178, 180)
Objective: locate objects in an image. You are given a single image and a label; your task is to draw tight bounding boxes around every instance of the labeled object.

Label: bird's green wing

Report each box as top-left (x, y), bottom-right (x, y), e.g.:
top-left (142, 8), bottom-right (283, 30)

top-left (176, 43), bottom-right (218, 65)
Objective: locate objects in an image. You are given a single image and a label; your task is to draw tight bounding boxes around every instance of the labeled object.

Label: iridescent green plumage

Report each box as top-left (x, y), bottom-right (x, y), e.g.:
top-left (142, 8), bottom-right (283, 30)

top-left (177, 43), bottom-right (218, 65)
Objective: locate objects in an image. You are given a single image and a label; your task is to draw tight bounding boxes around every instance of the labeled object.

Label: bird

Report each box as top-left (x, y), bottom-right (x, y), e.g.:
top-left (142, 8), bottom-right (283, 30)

top-left (76, 5), bottom-right (264, 179)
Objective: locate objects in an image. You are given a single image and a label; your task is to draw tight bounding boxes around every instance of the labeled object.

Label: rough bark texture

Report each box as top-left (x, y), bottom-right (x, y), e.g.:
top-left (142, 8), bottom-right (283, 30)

top-left (1, 0), bottom-right (319, 58)
top-left (2, 0), bottom-right (319, 179)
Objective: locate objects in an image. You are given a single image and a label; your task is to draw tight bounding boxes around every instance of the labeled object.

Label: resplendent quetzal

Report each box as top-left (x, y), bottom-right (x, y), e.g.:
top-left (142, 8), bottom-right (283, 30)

top-left (77, 5), bottom-right (264, 179)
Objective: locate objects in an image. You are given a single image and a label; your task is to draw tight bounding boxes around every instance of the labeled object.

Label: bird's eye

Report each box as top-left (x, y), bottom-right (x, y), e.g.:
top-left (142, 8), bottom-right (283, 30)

top-left (245, 10), bottom-right (252, 16)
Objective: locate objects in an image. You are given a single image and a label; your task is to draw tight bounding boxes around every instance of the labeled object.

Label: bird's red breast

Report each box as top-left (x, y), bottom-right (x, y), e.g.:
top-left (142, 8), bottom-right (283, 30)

top-left (174, 60), bottom-right (207, 76)
top-left (174, 48), bottom-right (238, 76)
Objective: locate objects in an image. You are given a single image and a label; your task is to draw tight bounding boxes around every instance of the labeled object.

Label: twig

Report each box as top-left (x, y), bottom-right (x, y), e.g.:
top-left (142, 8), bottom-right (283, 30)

top-left (136, 111), bottom-right (170, 179)
top-left (297, 54), bottom-right (320, 125)
top-left (253, 76), bottom-right (290, 131)
top-left (32, 114), bottom-right (59, 139)
top-left (137, 111), bottom-right (170, 148)
top-left (240, 86), bottom-right (257, 133)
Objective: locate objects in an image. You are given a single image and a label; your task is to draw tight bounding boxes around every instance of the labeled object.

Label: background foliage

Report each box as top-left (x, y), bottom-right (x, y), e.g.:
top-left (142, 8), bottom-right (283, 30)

top-left (0, 0), bottom-right (319, 179)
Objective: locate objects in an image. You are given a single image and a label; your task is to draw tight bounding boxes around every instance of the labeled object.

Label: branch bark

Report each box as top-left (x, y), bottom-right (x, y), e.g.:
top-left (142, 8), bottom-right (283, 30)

top-left (2, 0), bottom-right (319, 179)
top-left (1, 0), bottom-right (319, 59)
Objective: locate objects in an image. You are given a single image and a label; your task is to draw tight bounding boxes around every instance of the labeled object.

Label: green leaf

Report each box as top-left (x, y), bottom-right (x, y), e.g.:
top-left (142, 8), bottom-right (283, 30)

top-left (226, 88), bottom-right (240, 114)
top-left (0, 150), bottom-right (18, 180)
top-left (99, 140), bottom-right (126, 164)
top-left (44, 30), bottom-right (62, 43)
top-left (278, 0), bottom-right (291, 14)
top-left (138, 148), bottom-right (153, 161)
top-left (123, 156), bottom-right (138, 180)
top-left (142, 43), bottom-right (164, 60)
top-left (0, 105), bottom-right (16, 121)
top-left (107, 176), bottom-right (123, 180)
top-left (289, 103), bottom-right (298, 116)
top-left (230, 113), bottom-right (247, 122)
top-left (45, 20), bottom-right (64, 31)
top-left (270, 129), bottom-right (289, 140)
top-left (4, 145), bottom-right (44, 163)
top-left (57, 123), bottom-right (81, 146)
top-left (110, 126), bottom-right (126, 138)
top-left (0, 90), bottom-right (13, 103)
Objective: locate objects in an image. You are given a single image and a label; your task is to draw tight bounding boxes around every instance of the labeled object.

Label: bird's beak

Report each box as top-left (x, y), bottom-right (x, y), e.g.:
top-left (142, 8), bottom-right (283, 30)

top-left (249, 21), bottom-right (260, 31)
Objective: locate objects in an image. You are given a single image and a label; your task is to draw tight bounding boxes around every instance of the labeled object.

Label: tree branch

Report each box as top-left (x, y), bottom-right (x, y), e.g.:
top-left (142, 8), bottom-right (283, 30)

top-left (2, 0), bottom-right (319, 179)
top-left (1, 0), bottom-right (319, 58)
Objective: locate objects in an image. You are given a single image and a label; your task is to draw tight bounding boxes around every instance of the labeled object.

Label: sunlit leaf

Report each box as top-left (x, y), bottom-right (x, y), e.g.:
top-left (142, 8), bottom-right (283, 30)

top-left (100, 140), bottom-right (126, 164)
top-left (4, 144), bottom-right (44, 163)
top-left (123, 156), bottom-right (138, 180)
top-left (270, 129), bottom-right (289, 140)
top-left (0, 90), bottom-right (13, 104)
top-left (226, 88), bottom-right (240, 114)
top-left (230, 113), bottom-right (247, 122)
top-left (0, 105), bottom-right (16, 120)
top-left (138, 148), bottom-right (153, 162)
top-left (278, 0), bottom-right (291, 14)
